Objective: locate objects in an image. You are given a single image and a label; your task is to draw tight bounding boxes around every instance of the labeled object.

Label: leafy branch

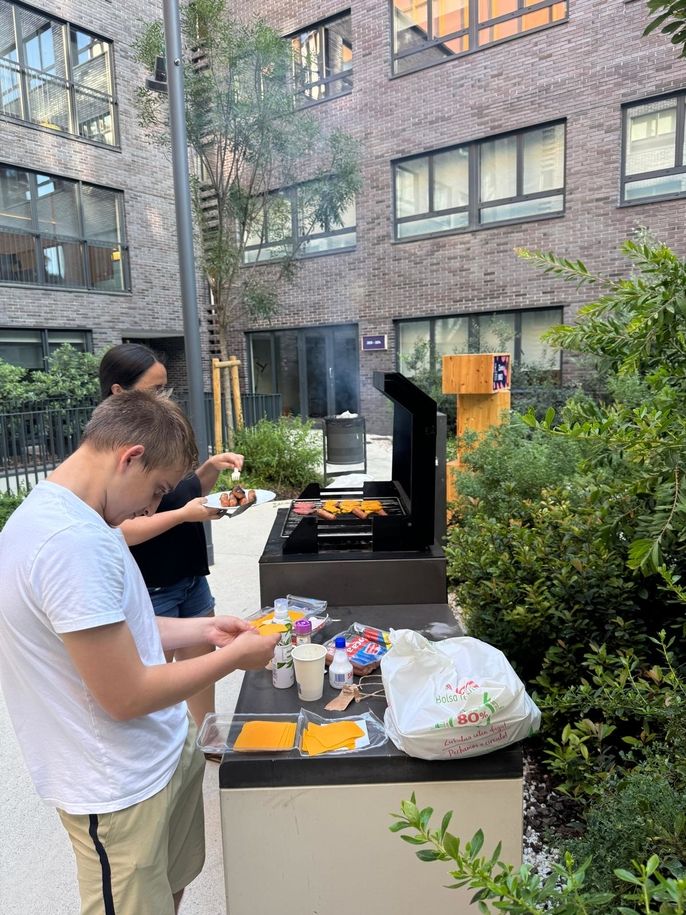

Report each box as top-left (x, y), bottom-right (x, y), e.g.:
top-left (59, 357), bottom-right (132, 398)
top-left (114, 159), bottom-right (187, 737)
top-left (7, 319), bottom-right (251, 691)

top-left (390, 795), bottom-right (686, 913)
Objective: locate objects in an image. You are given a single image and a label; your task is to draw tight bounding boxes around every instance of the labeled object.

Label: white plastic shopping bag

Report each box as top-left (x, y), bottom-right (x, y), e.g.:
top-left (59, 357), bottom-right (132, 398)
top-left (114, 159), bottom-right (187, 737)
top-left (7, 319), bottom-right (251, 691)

top-left (381, 629), bottom-right (540, 761)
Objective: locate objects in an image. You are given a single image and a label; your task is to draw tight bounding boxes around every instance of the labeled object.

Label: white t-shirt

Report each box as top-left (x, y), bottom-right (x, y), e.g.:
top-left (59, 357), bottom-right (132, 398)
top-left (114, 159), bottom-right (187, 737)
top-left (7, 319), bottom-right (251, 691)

top-left (0, 481), bottom-right (188, 814)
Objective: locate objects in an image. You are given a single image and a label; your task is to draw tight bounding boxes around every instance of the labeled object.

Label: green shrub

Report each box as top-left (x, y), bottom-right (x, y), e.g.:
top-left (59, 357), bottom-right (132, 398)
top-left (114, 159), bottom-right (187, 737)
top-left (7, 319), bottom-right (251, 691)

top-left (0, 491), bottom-right (25, 530)
top-left (452, 416), bottom-right (583, 520)
top-left (446, 483), bottom-right (646, 685)
top-left (563, 771), bottom-right (686, 895)
top-left (0, 345), bottom-right (99, 411)
top-left (215, 416), bottom-right (323, 495)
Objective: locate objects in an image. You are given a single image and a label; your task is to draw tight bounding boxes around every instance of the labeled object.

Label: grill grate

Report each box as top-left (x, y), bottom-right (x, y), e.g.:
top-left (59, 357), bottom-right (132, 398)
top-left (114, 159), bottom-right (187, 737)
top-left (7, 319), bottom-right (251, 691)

top-left (281, 492), bottom-right (405, 540)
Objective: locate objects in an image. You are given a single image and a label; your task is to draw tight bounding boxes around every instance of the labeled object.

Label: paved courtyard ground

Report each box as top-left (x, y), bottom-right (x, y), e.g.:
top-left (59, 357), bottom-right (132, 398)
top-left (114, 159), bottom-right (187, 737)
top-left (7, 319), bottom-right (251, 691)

top-left (0, 435), bottom-right (392, 914)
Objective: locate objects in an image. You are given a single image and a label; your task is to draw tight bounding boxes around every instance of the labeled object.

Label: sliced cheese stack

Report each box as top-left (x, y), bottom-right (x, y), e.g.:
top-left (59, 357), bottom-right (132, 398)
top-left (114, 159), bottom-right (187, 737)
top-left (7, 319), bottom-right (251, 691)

top-left (232, 720), bottom-right (298, 752)
top-left (300, 720), bottom-right (365, 757)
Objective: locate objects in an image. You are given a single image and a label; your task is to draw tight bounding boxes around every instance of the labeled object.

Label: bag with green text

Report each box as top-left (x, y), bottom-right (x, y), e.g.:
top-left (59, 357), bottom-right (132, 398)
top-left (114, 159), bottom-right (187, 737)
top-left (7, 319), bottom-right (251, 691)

top-left (381, 630), bottom-right (540, 761)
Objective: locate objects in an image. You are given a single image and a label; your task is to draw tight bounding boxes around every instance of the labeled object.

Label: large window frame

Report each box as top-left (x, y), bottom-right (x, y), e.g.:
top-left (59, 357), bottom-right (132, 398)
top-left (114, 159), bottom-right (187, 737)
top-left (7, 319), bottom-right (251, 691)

top-left (391, 0), bottom-right (568, 77)
top-left (290, 11), bottom-right (353, 107)
top-left (243, 184), bottom-right (356, 264)
top-left (0, 0), bottom-right (118, 146)
top-left (393, 120), bottom-right (566, 241)
top-left (621, 91), bottom-right (686, 205)
top-left (395, 306), bottom-right (564, 378)
top-left (0, 163), bottom-right (130, 292)
top-left (0, 326), bottom-right (93, 369)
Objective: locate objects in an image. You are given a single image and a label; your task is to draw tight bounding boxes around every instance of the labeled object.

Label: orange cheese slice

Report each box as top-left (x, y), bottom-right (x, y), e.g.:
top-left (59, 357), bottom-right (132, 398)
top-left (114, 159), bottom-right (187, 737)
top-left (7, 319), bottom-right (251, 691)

top-left (233, 720), bottom-right (297, 752)
top-left (300, 721), bottom-right (365, 756)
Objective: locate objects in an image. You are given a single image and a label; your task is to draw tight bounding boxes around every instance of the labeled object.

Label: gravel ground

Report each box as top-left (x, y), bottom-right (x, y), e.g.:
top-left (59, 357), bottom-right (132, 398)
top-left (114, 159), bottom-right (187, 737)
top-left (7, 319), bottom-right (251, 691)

top-left (522, 747), bottom-right (584, 877)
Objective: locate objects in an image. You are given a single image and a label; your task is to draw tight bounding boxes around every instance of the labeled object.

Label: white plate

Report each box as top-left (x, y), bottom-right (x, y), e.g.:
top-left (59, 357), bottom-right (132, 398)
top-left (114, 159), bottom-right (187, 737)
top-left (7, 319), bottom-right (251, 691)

top-left (205, 489), bottom-right (276, 512)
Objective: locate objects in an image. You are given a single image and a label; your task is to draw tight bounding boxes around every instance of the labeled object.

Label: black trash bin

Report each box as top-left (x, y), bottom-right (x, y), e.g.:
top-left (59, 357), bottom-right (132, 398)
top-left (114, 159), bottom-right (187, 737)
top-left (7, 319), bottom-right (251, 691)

top-left (323, 415), bottom-right (367, 476)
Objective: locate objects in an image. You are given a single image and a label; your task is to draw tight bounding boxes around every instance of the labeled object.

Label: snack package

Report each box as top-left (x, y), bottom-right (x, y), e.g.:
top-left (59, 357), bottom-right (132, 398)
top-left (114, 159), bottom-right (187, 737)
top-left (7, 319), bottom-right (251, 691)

top-left (245, 604), bottom-right (329, 637)
top-left (323, 623), bottom-right (392, 676)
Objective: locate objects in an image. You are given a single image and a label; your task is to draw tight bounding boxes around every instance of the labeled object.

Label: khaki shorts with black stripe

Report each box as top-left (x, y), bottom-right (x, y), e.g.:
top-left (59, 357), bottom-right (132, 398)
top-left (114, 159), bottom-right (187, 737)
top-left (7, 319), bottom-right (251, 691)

top-left (58, 723), bottom-right (206, 915)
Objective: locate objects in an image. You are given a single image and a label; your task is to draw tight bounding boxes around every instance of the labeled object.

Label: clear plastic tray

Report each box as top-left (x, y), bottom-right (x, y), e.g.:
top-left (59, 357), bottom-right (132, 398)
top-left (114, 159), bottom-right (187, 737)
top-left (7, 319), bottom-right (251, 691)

top-left (196, 712), bottom-right (301, 756)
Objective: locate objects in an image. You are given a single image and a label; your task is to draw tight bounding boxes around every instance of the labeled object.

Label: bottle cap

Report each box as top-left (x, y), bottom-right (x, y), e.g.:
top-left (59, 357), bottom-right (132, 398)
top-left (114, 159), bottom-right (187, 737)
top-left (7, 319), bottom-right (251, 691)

top-left (334, 636), bottom-right (346, 649)
top-left (294, 619), bottom-right (312, 635)
top-left (273, 598), bottom-right (289, 620)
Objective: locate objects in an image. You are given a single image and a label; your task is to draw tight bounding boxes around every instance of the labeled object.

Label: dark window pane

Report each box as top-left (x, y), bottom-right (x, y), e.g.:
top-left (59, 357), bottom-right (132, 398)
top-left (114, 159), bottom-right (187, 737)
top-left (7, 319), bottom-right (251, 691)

top-left (69, 28), bottom-right (111, 95)
top-left (74, 89), bottom-right (114, 144)
top-left (522, 124), bottom-right (564, 194)
top-left (397, 320), bottom-right (431, 375)
top-left (41, 238), bottom-right (85, 286)
top-left (480, 135), bottom-right (517, 202)
top-left (0, 229), bottom-right (37, 282)
top-left (18, 9), bottom-right (64, 77)
top-left (0, 328), bottom-right (43, 368)
top-left (395, 157), bottom-right (429, 217)
top-left (0, 166), bottom-right (32, 231)
top-left (88, 243), bottom-right (126, 290)
top-left (35, 174), bottom-right (80, 237)
top-left (625, 99), bottom-right (678, 176)
top-left (292, 13), bottom-right (352, 103)
top-left (81, 185), bottom-right (123, 242)
top-left (25, 69), bottom-right (69, 131)
top-left (48, 330), bottom-right (88, 354)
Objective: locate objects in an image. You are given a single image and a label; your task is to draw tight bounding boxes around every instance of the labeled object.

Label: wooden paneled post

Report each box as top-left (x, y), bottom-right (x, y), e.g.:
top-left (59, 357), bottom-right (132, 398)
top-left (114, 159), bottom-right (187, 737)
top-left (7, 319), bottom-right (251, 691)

top-left (442, 353), bottom-right (511, 502)
top-left (212, 357), bottom-right (223, 453)
top-left (211, 356), bottom-right (243, 453)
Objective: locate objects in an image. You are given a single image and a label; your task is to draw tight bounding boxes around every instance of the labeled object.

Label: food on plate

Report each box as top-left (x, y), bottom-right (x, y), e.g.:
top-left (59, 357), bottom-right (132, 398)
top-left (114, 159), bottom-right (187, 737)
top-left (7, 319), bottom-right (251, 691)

top-left (218, 487), bottom-right (255, 508)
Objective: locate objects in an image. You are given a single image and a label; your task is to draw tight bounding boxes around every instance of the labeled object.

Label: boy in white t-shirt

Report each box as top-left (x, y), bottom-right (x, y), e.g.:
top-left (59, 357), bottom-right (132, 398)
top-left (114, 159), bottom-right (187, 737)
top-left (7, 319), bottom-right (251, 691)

top-left (0, 390), bottom-right (279, 915)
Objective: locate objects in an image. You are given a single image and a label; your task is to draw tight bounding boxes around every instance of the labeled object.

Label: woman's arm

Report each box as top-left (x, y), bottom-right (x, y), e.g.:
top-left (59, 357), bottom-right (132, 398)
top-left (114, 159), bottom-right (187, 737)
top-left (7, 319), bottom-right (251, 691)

top-left (120, 498), bottom-right (222, 546)
top-left (195, 452), bottom-right (244, 496)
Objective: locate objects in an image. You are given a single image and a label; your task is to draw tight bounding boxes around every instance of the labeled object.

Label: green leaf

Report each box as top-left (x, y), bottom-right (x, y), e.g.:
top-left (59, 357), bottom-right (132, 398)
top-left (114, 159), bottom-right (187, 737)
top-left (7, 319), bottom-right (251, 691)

top-left (416, 849), bottom-right (443, 862)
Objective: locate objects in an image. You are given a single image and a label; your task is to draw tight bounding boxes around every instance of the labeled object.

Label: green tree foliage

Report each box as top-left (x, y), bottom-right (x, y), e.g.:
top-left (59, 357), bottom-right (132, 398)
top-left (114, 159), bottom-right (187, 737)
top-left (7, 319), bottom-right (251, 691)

top-left (645, 0), bottom-right (686, 55)
top-left (517, 240), bottom-right (686, 591)
top-left (0, 345), bottom-right (99, 411)
top-left (134, 1), bottom-right (361, 361)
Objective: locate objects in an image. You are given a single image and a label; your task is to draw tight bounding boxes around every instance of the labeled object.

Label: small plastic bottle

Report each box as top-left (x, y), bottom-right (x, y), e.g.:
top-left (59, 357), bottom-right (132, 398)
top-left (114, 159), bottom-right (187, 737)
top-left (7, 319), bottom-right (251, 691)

top-left (272, 599), bottom-right (295, 689)
top-left (328, 636), bottom-right (353, 690)
top-left (293, 618), bottom-right (312, 647)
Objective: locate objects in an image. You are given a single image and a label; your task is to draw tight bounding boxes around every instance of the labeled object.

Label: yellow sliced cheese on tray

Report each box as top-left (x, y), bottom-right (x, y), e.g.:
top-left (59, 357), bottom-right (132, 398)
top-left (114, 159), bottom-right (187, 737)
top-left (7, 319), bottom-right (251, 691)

top-left (233, 720), bottom-right (297, 752)
top-left (300, 720), bottom-right (365, 756)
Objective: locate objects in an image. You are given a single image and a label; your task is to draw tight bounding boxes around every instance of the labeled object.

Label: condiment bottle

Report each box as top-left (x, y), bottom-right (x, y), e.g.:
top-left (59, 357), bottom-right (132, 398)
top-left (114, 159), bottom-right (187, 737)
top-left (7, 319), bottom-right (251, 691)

top-left (293, 618), bottom-right (312, 647)
top-left (328, 636), bottom-right (353, 690)
top-left (272, 600), bottom-right (295, 689)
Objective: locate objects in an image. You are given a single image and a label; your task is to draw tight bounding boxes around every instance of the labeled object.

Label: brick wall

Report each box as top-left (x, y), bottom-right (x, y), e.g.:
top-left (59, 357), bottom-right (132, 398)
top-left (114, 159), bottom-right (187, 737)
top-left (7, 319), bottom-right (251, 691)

top-left (232, 0), bottom-right (686, 431)
top-left (0, 0), bottom-right (213, 393)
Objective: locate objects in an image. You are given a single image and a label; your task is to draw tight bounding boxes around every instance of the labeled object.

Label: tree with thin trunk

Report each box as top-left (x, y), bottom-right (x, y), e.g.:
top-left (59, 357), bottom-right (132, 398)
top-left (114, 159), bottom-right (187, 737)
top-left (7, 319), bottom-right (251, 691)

top-left (134, 0), bottom-right (361, 374)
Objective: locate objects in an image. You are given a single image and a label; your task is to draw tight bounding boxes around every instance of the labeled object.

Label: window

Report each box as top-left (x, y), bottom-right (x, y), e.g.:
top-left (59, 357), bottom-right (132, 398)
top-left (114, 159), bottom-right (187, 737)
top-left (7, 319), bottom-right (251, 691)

top-left (0, 326), bottom-right (92, 369)
top-left (244, 185), bottom-right (356, 263)
top-left (291, 12), bottom-right (352, 105)
top-left (392, 0), bottom-right (567, 75)
top-left (0, 1), bottom-right (117, 145)
top-left (397, 307), bottom-right (562, 377)
top-left (0, 163), bottom-right (129, 291)
top-left (622, 93), bottom-right (686, 203)
top-left (394, 121), bottom-right (564, 239)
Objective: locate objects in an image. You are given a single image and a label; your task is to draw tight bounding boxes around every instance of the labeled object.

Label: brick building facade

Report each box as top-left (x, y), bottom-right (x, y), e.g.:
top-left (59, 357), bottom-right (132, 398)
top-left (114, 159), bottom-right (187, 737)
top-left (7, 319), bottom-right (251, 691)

top-left (230, 0), bottom-right (686, 431)
top-left (0, 0), bottom-right (204, 392)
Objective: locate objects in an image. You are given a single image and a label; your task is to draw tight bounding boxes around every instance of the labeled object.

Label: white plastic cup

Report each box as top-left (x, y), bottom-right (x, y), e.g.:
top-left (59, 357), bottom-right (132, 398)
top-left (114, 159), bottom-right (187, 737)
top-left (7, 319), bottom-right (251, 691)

top-left (291, 643), bottom-right (327, 702)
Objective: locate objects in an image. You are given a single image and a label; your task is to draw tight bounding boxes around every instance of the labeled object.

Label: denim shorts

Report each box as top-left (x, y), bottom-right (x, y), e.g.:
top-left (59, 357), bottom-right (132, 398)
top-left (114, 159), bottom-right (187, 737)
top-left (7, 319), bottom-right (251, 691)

top-left (148, 575), bottom-right (215, 619)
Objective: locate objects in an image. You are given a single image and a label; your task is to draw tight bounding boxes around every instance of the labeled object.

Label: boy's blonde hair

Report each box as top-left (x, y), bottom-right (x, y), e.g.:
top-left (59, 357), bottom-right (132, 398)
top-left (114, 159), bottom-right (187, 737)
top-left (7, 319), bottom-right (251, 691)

top-left (82, 389), bottom-right (198, 473)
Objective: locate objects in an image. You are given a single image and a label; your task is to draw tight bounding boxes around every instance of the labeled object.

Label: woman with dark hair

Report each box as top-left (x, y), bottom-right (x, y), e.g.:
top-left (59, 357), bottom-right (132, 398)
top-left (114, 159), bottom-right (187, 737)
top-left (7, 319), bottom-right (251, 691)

top-left (100, 343), bottom-right (243, 742)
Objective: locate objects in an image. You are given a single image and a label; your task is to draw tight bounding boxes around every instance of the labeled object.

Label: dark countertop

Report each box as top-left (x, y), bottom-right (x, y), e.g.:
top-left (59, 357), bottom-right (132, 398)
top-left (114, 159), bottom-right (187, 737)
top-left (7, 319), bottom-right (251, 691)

top-left (219, 603), bottom-right (523, 789)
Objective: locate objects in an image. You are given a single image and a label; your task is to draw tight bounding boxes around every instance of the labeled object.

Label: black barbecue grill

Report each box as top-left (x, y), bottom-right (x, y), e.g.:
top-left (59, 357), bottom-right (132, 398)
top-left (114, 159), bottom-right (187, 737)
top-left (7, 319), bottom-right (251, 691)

top-left (258, 371), bottom-right (447, 606)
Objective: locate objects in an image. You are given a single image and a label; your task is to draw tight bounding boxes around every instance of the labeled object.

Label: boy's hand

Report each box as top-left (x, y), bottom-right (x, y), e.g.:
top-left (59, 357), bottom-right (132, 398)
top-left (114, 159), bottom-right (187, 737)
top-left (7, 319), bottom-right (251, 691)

top-left (208, 615), bottom-right (253, 647)
top-left (226, 629), bottom-right (280, 670)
